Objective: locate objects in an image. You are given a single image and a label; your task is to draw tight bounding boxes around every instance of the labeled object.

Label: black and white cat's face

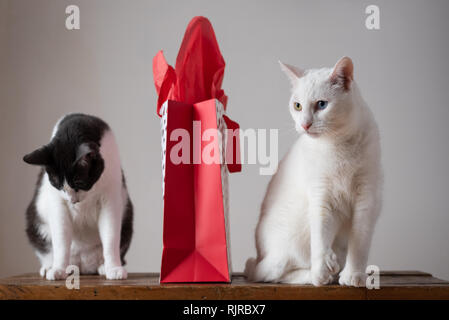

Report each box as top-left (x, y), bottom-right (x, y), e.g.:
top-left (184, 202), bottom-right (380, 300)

top-left (24, 141), bottom-right (104, 204)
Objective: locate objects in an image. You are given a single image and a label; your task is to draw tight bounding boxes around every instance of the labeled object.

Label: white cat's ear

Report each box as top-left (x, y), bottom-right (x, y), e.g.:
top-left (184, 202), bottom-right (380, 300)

top-left (330, 56), bottom-right (354, 91)
top-left (23, 145), bottom-right (52, 166)
top-left (279, 61), bottom-right (304, 86)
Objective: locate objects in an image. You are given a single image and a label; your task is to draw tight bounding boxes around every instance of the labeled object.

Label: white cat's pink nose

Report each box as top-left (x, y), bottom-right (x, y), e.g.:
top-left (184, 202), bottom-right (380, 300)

top-left (302, 122), bottom-right (312, 131)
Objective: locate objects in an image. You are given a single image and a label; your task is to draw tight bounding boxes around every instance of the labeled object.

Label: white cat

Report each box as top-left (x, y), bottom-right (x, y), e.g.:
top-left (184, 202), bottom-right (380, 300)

top-left (245, 57), bottom-right (382, 287)
top-left (23, 114), bottom-right (133, 280)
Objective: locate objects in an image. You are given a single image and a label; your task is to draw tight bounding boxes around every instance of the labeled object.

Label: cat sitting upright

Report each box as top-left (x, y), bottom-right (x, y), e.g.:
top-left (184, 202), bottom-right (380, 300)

top-left (23, 113), bottom-right (133, 280)
top-left (245, 57), bottom-right (382, 287)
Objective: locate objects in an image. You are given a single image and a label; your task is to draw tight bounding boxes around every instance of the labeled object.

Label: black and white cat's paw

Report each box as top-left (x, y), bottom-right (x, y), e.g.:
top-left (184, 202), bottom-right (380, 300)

top-left (339, 269), bottom-right (367, 287)
top-left (45, 267), bottom-right (68, 281)
top-left (105, 266), bottom-right (128, 280)
top-left (311, 250), bottom-right (340, 286)
top-left (97, 264), bottom-right (106, 276)
top-left (39, 266), bottom-right (51, 278)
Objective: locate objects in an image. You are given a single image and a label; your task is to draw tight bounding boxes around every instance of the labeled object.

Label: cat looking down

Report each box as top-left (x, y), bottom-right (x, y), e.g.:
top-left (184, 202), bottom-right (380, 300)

top-left (23, 113), bottom-right (133, 280)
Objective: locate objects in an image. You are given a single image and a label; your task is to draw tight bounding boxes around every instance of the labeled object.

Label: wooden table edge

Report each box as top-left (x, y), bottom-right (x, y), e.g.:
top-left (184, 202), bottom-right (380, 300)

top-left (0, 272), bottom-right (448, 300)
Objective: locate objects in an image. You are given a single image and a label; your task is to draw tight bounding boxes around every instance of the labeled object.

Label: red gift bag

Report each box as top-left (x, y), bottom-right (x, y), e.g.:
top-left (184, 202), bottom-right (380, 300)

top-left (153, 17), bottom-right (241, 283)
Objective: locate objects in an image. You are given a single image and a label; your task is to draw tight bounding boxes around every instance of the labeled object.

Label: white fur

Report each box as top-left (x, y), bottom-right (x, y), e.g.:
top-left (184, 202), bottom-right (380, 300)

top-left (35, 123), bottom-right (128, 280)
top-left (245, 58), bottom-right (382, 287)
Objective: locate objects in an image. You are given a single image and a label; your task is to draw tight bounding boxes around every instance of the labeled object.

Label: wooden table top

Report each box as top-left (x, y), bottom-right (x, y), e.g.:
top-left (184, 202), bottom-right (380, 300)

top-left (0, 271), bottom-right (448, 300)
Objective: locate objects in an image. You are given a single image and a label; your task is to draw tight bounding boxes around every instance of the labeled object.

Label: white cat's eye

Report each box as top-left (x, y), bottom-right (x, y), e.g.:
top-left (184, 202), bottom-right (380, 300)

top-left (293, 102), bottom-right (302, 111)
top-left (316, 100), bottom-right (328, 110)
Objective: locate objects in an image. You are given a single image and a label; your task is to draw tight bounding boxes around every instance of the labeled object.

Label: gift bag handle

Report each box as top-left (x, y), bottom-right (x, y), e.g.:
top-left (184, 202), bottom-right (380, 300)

top-left (223, 115), bottom-right (241, 173)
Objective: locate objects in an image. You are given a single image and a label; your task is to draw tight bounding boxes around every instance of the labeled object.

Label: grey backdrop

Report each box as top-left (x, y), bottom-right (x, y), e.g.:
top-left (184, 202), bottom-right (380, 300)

top-left (1, 0), bottom-right (448, 280)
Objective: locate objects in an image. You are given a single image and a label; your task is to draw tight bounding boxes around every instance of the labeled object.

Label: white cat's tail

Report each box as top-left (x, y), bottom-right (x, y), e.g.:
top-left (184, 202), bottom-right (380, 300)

top-left (244, 257), bottom-right (257, 281)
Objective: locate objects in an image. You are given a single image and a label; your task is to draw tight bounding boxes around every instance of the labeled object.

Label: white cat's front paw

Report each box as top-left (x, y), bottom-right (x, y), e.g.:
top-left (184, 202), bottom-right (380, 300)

top-left (105, 266), bottom-right (127, 280)
top-left (45, 267), bottom-right (68, 281)
top-left (322, 250), bottom-right (340, 275)
top-left (311, 250), bottom-right (340, 286)
top-left (339, 269), bottom-right (367, 287)
top-left (311, 269), bottom-right (334, 286)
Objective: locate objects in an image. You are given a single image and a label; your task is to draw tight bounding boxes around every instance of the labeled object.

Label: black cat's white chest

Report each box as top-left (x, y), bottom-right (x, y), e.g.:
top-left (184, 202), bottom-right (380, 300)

top-left (65, 196), bottom-right (101, 225)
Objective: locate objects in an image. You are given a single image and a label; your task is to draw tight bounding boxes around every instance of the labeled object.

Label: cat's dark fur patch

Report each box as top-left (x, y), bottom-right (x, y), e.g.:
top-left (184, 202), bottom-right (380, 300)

top-left (25, 169), bottom-right (50, 254)
top-left (24, 113), bottom-right (110, 191)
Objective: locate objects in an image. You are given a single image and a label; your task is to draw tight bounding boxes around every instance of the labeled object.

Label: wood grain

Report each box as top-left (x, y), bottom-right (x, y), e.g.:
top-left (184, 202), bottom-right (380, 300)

top-left (0, 271), bottom-right (448, 300)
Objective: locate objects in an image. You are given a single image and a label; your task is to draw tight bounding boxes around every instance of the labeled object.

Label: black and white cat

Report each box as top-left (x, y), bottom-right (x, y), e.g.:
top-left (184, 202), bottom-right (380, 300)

top-left (23, 113), bottom-right (133, 280)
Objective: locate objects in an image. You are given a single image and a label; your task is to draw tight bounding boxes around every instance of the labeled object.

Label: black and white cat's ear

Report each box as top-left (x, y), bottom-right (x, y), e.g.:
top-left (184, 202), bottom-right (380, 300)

top-left (279, 61), bottom-right (304, 86)
top-left (23, 145), bottom-right (52, 166)
top-left (75, 142), bottom-right (100, 167)
top-left (330, 56), bottom-right (354, 91)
